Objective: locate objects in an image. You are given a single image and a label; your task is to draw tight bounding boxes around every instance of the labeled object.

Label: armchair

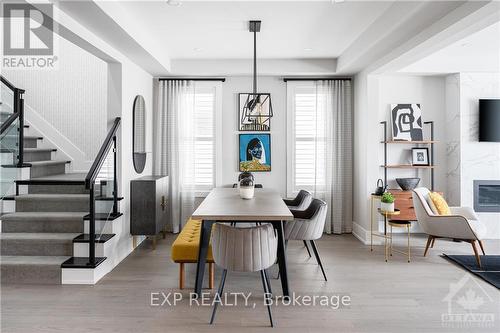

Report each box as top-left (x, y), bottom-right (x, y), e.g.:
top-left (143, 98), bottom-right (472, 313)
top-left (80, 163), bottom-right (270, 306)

top-left (412, 187), bottom-right (487, 267)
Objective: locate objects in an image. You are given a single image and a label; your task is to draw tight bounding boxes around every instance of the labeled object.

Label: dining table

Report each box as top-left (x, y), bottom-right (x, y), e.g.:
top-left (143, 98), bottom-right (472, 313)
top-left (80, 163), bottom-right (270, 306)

top-left (191, 187), bottom-right (294, 297)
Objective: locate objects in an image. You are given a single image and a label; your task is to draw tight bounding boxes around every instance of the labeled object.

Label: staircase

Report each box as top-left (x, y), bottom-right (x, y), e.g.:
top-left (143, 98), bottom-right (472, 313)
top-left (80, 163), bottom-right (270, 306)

top-left (1, 77), bottom-right (122, 284)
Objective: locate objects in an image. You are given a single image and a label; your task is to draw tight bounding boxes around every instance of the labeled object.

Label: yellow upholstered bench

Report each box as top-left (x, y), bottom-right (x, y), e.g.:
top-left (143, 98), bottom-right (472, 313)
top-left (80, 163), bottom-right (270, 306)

top-left (171, 218), bottom-right (214, 289)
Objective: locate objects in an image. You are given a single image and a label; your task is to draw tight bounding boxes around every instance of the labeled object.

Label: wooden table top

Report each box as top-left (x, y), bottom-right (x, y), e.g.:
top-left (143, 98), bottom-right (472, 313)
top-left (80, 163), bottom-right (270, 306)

top-left (191, 188), bottom-right (294, 221)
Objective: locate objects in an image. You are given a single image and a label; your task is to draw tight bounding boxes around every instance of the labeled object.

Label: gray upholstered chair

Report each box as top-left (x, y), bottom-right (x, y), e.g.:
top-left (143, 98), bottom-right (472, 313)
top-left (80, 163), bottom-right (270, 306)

top-left (210, 223), bottom-right (276, 327)
top-left (412, 187), bottom-right (487, 267)
top-left (285, 198), bottom-right (328, 281)
top-left (283, 190), bottom-right (313, 256)
top-left (283, 190), bottom-right (313, 210)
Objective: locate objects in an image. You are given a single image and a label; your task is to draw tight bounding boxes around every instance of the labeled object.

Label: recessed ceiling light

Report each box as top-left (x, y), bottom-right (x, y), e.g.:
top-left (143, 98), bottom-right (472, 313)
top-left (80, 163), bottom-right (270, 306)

top-left (167, 0), bottom-right (182, 7)
top-left (332, 0), bottom-right (345, 3)
top-left (193, 48), bottom-right (202, 52)
top-left (304, 48), bottom-right (313, 51)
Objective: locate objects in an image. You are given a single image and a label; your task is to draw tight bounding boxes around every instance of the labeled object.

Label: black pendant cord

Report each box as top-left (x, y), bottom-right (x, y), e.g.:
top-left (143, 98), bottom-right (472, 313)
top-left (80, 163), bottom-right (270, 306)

top-left (253, 29), bottom-right (257, 95)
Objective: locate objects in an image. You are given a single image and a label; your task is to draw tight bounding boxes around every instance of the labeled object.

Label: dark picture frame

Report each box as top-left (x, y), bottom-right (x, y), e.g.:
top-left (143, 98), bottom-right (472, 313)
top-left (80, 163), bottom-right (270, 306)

top-left (412, 147), bottom-right (430, 166)
top-left (239, 133), bottom-right (271, 172)
top-left (238, 93), bottom-right (272, 131)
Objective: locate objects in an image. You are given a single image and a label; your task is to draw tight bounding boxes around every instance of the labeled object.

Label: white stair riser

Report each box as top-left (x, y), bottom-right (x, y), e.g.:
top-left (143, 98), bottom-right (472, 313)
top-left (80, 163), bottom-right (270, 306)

top-left (0, 200), bottom-right (15, 214)
top-left (84, 219), bottom-right (122, 234)
top-left (62, 259), bottom-right (112, 285)
top-left (73, 237), bottom-right (116, 258)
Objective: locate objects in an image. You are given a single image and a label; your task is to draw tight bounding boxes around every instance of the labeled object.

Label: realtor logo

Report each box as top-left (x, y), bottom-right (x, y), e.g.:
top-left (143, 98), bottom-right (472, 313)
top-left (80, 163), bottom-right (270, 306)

top-left (442, 274), bottom-right (495, 329)
top-left (2, 3), bottom-right (57, 69)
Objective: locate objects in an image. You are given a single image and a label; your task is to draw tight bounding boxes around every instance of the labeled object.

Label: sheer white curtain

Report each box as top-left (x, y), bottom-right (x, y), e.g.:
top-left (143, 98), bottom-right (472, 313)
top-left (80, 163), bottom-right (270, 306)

top-left (314, 80), bottom-right (352, 234)
top-left (154, 80), bottom-right (196, 233)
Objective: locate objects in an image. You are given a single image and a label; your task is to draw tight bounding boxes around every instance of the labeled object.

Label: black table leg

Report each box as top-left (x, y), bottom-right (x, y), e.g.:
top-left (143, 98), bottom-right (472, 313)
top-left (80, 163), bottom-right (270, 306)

top-left (273, 220), bottom-right (290, 297)
top-left (194, 220), bottom-right (214, 296)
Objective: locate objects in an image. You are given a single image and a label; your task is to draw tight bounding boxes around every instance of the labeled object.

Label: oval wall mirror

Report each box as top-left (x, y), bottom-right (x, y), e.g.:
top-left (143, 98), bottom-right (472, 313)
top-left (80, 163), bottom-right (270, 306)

top-left (133, 95), bottom-right (146, 173)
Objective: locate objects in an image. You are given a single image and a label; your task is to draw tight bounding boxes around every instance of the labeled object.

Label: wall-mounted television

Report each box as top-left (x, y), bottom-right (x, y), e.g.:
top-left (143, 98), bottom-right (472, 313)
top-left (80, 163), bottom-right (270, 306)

top-left (479, 99), bottom-right (500, 142)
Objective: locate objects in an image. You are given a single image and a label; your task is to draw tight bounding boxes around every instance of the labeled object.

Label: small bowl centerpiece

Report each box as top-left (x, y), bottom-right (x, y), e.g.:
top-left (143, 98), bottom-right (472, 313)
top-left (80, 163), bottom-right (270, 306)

top-left (239, 177), bottom-right (255, 200)
top-left (396, 178), bottom-right (420, 191)
top-left (380, 192), bottom-right (395, 212)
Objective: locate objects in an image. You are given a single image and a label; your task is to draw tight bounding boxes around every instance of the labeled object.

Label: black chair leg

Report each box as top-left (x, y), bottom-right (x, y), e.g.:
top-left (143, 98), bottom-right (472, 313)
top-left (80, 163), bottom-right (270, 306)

top-left (210, 269), bottom-right (227, 324)
top-left (310, 240), bottom-right (327, 281)
top-left (263, 269), bottom-right (272, 295)
top-left (260, 270), bottom-right (274, 327)
top-left (303, 240), bottom-right (312, 258)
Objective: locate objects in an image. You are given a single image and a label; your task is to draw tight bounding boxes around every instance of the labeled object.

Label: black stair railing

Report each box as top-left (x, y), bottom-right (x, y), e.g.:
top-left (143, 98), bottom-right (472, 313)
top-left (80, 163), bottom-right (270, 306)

top-left (0, 75), bottom-right (26, 167)
top-left (84, 117), bottom-right (121, 266)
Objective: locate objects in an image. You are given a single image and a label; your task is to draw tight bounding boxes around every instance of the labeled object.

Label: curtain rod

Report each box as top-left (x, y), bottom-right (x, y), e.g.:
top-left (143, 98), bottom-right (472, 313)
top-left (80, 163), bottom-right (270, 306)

top-left (158, 78), bottom-right (226, 82)
top-left (283, 77), bottom-right (352, 82)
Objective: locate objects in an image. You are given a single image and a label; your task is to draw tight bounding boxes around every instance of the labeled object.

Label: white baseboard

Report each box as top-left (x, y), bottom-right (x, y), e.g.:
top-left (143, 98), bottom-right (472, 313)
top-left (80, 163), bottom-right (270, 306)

top-left (352, 221), bottom-right (383, 245)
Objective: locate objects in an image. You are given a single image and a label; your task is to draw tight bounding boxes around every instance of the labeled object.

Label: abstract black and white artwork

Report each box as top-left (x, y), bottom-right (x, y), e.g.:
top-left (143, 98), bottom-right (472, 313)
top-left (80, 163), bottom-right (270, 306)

top-left (391, 104), bottom-right (423, 141)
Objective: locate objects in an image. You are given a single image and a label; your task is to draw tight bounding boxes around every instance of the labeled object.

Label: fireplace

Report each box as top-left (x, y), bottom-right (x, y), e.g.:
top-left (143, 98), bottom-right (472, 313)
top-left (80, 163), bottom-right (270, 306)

top-left (474, 180), bottom-right (500, 212)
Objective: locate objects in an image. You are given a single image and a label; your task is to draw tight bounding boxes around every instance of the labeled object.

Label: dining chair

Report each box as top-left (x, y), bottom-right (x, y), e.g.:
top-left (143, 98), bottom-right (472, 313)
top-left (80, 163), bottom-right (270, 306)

top-left (285, 199), bottom-right (328, 281)
top-left (232, 183), bottom-right (263, 188)
top-left (210, 223), bottom-right (276, 327)
top-left (283, 190), bottom-right (313, 256)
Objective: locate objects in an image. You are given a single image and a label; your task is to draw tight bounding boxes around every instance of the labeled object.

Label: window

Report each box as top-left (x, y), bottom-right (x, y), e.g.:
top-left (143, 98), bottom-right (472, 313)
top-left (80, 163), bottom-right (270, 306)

top-left (286, 82), bottom-right (327, 196)
top-left (192, 82), bottom-right (222, 193)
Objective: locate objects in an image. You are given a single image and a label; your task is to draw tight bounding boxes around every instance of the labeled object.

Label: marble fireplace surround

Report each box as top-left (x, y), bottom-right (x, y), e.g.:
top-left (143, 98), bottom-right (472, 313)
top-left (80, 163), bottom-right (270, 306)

top-left (445, 73), bottom-right (500, 239)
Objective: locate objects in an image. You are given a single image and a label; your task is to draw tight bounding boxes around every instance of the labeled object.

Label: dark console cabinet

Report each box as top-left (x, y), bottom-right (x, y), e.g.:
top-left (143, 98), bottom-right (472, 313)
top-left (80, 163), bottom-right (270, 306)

top-left (130, 176), bottom-right (168, 246)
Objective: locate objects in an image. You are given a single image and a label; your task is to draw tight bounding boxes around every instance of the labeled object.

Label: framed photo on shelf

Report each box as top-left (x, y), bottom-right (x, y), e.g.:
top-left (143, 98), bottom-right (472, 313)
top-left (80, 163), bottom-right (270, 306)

top-left (412, 148), bottom-right (429, 166)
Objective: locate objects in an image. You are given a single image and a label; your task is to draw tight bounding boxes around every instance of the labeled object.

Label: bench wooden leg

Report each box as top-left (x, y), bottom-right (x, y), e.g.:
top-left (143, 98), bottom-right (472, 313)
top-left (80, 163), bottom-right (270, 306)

top-left (179, 263), bottom-right (185, 289)
top-left (209, 263), bottom-right (214, 289)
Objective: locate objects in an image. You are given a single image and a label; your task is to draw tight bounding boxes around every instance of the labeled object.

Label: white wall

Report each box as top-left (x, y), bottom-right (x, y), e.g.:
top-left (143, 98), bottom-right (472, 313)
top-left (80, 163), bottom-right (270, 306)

top-left (219, 76), bottom-right (287, 196)
top-left (3, 35), bottom-right (107, 165)
top-left (378, 75), bottom-right (447, 191)
top-left (353, 73), bottom-right (448, 243)
top-left (446, 72), bottom-right (500, 239)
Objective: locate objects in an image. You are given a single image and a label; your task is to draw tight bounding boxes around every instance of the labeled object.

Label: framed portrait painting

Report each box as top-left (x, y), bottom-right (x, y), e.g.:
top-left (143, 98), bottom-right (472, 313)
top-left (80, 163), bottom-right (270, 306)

top-left (239, 133), bottom-right (271, 172)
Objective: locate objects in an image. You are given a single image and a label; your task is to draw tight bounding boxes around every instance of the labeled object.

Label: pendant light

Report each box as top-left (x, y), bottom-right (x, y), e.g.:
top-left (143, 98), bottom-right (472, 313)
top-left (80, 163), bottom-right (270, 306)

top-left (240, 20), bottom-right (273, 131)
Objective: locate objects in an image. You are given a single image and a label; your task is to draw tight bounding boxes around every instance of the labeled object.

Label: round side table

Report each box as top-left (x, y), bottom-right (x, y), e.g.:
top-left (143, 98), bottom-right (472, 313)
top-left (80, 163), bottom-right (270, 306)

top-left (377, 209), bottom-right (400, 262)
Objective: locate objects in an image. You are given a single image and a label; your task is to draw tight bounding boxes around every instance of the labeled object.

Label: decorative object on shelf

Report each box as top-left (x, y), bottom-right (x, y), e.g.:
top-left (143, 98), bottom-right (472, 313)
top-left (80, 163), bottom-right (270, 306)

top-left (239, 133), bottom-right (271, 172)
top-left (239, 176), bottom-right (255, 199)
top-left (396, 177), bottom-right (420, 191)
top-left (380, 121), bottom-right (436, 190)
top-left (238, 20), bottom-right (273, 132)
top-left (380, 192), bottom-right (395, 212)
top-left (374, 178), bottom-right (387, 196)
top-left (391, 104), bottom-right (423, 141)
top-left (133, 95), bottom-right (146, 173)
top-left (412, 147), bottom-right (429, 166)
top-left (239, 93), bottom-right (272, 131)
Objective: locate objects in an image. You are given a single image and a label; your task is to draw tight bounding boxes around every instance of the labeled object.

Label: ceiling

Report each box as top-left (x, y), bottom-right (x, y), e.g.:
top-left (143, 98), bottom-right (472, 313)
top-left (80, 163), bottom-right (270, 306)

top-left (399, 20), bottom-right (500, 74)
top-left (122, 0), bottom-right (394, 59)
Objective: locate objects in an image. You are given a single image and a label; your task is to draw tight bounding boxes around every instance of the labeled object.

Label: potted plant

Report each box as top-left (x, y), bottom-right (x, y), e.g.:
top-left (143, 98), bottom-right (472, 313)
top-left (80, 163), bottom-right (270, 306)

top-left (380, 192), bottom-right (395, 212)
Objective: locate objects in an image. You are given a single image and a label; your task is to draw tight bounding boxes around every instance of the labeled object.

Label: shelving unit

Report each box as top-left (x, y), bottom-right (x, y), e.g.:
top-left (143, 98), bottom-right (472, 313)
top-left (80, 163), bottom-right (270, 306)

top-left (380, 121), bottom-right (436, 190)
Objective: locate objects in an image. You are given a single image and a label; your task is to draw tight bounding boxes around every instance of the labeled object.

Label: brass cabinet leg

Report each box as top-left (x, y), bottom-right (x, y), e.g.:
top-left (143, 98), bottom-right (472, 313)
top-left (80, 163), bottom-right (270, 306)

top-left (407, 224), bottom-right (411, 263)
top-left (152, 235), bottom-right (157, 250)
top-left (179, 263), bottom-right (185, 289)
top-left (430, 237), bottom-right (436, 248)
top-left (478, 240), bottom-right (486, 255)
top-left (471, 241), bottom-right (482, 268)
top-left (209, 263), bottom-right (215, 289)
top-left (370, 197), bottom-right (374, 251)
top-left (132, 236), bottom-right (137, 249)
top-left (424, 235), bottom-right (433, 257)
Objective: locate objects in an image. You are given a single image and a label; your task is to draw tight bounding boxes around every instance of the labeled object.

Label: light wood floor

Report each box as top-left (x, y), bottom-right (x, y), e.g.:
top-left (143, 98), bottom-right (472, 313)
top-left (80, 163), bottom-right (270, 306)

top-left (2, 234), bottom-right (499, 333)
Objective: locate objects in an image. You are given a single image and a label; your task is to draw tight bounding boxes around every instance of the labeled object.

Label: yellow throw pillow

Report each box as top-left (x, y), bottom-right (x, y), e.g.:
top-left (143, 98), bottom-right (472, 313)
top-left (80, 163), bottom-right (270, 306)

top-left (429, 192), bottom-right (451, 215)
